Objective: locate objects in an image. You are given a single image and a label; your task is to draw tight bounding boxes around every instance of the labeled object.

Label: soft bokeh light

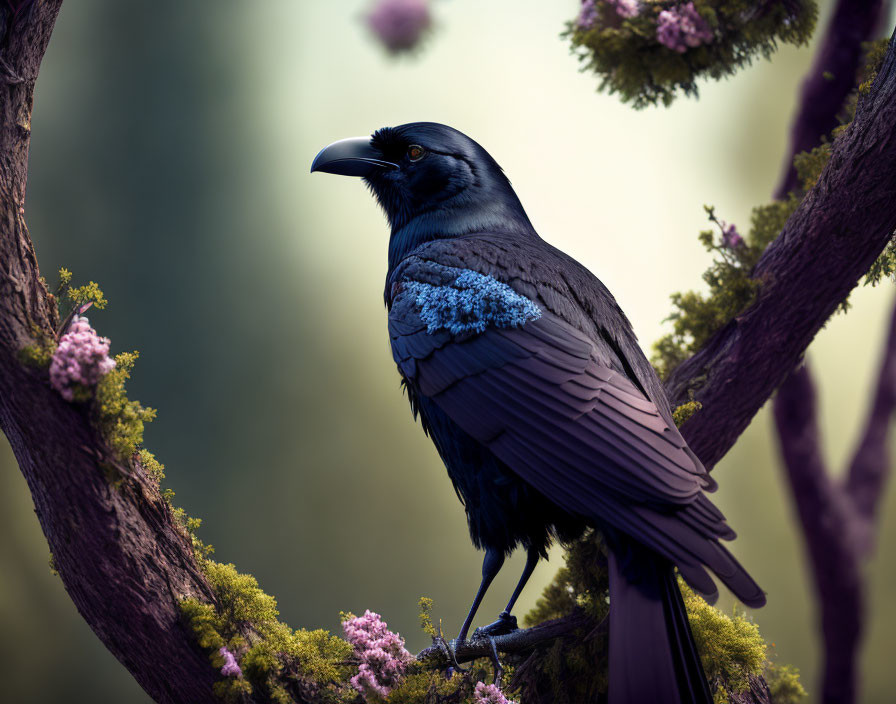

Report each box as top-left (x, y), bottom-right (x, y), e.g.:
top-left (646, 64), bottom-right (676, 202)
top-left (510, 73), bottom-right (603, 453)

top-left (2, 1), bottom-right (895, 701)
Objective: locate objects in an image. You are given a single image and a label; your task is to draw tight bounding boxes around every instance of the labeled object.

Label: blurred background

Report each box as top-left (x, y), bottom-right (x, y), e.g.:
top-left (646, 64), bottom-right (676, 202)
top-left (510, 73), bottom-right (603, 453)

top-left (2, 1), bottom-right (895, 701)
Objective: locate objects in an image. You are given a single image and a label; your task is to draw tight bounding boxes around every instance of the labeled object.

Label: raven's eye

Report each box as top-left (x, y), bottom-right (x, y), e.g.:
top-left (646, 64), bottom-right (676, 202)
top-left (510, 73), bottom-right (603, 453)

top-left (408, 144), bottom-right (425, 162)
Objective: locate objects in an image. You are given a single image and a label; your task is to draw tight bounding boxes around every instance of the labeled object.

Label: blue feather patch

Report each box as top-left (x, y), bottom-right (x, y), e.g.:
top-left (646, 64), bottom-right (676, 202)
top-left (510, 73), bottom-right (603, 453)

top-left (405, 269), bottom-right (541, 335)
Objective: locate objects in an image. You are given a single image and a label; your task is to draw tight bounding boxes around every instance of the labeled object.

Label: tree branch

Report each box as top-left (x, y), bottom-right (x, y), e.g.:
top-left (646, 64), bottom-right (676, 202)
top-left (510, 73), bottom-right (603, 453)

top-left (773, 365), bottom-right (865, 704)
top-left (666, 25), bottom-right (896, 470)
top-left (844, 301), bottom-right (896, 551)
top-left (774, 0), bottom-right (887, 198)
top-left (2, 4), bottom-right (896, 703)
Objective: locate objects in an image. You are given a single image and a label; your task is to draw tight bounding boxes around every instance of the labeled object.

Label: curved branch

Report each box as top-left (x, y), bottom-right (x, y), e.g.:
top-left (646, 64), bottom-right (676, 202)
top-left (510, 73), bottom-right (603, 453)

top-left (774, 0), bottom-right (887, 198)
top-left (0, 4), bottom-right (229, 703)
top-left (773, 365), bottom-right (864, 704)
top-left (666, 27), bottom-right (896, 470)
top-left (844, 301), bottom-right (896, 549)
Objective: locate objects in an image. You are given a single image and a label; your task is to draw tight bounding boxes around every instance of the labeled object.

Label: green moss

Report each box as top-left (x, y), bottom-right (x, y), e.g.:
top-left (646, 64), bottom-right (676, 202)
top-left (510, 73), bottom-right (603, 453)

top-left (526, 531), bottom-right (609, 628)
top-left (652, 200), bottom-right (797, 379)
top-left (673, 400), bottom-right (703, 427)
top-left (681, 582), bottom-right (765, 694)
top-left (93, 351), bottom-right (156, 459)
top-left (387, 669), bottom-right (467, 704)
top-left (568, 0), bottom-right (817, 108)
top-left (793, 143), bottom-right (831, 191)
top-left (181, 560), bottom-right (354, 702)
top-left (418, 597), bottom-right (437, 638)
top-left (765, 662), bottom-right (807, 703)
top-left (526, 536), bottom-right (804, 701)
top-left (138, 448), bottom-right (166, 484)
top-left (19, 323), bottom-right (57, 368)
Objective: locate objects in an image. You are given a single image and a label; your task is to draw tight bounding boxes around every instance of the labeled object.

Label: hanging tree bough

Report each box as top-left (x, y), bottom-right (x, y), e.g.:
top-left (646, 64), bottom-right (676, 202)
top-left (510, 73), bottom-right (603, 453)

top-left (3, 2), bottom-right (896, 703)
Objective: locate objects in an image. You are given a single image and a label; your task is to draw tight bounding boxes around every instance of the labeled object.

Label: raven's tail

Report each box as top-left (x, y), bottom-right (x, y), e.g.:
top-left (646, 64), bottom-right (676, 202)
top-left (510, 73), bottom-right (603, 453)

top-left (607, 545), bottom-right (713, 704)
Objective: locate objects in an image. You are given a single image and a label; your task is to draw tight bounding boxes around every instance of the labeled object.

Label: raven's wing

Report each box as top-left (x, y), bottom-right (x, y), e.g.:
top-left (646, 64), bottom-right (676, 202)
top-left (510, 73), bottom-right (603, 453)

top-left (388, 262), bottom-right (764, 607)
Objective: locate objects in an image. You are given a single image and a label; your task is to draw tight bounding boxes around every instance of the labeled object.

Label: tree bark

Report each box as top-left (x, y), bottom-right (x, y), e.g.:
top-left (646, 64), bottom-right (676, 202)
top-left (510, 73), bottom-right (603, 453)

top-left (665, 26), bottom-right (896, 470)
top-left (2, 3), bottom-right (896, 704)
top-left (0, 3), bottom-right (224, 703)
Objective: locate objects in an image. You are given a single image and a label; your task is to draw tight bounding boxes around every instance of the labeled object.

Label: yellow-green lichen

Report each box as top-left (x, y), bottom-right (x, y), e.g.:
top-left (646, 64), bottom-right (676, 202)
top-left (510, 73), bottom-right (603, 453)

top-left (19, 323), bottom-right (56, 368)
top-left (418, 596), bottom-right (437, 638)
top-left (181, 560), bottom-right (353, 702)
top-left (765, 662), bottom-right (807, 703)
top-left (673, 400), bottom-right (703, 427)
top-left (681, 582), bottom-right (765, 695)
top-left (94, 351), bottom-right (156, 459)
top-left (138, 448), bottom-right (165, 485)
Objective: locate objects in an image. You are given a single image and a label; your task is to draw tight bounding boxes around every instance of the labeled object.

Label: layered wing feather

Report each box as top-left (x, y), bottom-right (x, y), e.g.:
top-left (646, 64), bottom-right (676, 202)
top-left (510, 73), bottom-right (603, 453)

top-left (389, 262), bottom-right (765, 607)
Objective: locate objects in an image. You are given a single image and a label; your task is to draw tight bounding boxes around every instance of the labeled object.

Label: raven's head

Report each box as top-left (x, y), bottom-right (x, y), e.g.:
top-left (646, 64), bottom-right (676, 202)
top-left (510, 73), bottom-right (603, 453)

top-left (311, 122), bottom-right (536, 266)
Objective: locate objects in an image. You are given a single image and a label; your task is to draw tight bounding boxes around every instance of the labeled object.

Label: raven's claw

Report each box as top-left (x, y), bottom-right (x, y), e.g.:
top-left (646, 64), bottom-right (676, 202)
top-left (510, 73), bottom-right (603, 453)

top-left (472, 610), bottom-right (518, 639)
top-left (485, 634), bottom-right (504, 683)
top-left (436, 636), bottom-right (468, 673)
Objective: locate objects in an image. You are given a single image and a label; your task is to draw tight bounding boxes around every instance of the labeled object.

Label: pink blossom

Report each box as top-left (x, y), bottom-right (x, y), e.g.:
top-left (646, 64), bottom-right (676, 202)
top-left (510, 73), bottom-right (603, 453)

top-left (608, 0), bottom-right (639, 19)
top-left (343, 610), bottom-right (413, 701)
top-left (474, 681), bottom-right (517, 704)
top-left (721, 222), bottom-right (743, 248)
top-left (657, 3), bottom-right (713, 53)
top-left (366, 0), bottom-right (432, 53)
top-left (577, 0), bottom-right (598, 29)
top-left (218, 646), bottom-right (242, 678)
top-left (49, 316), bottom-right (116, 401)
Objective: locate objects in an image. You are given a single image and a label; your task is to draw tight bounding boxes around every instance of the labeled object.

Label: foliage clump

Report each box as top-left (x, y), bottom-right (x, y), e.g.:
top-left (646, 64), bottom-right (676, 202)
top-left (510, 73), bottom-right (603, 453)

top-left (681, 582), bottom-right (766, 698)
top-left (181, 561), bottom-right (354, 703)
top-left (525, 533), bottom-right (805, 702)
top-left (673, 399), bottom-right (703, 426)
top-left (652, 201), bottom-right (796, 379)
top-left (93, 350), bottom-right (156, 458)
top-left (568, 1), bottom-right (817, 107)
top-left (764, 662), bottom-right (808, 704)
top-left (19, 323), bottom-right (57, 367)
top-left (137, 448), bottom-right (166, 484)
top-left (19, 269), bottom-right (156, 460)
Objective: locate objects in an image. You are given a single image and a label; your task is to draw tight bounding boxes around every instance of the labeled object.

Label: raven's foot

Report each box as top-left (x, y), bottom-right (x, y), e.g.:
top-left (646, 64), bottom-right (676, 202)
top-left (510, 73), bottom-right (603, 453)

top-left (484, 634), bottom-right (504, 683)
top-left (472, 610), bottom-right (518, 639)
top-left (433, 632), bottom-right (468, 673)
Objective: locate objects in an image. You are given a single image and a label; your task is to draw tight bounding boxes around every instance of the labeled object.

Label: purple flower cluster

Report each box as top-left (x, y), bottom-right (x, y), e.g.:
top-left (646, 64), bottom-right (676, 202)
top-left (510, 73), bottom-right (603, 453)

top-left (576, 0), bottom-right (599, 29)
top-left (721, 221), bottom-right (743, 248)
top-left (219, 646), bottom-right (242, 678)
top-left (366, 0), bottom-right (432, 53)
top-left (49, 316), bottom-right (116, 401)
top-left (656, 3), bottom-right (713, 53)
top-left (608, 0), bottom-right (639, 19)
top-left (474, 681), bottom-right (517, 704)
top-left (343, 610), bottom-right (413, 700)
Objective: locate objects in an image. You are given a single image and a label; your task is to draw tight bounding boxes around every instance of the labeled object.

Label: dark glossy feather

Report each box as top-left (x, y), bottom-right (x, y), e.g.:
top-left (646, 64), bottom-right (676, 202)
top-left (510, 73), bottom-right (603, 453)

top-left (388, 245), bottom-right (764, 608)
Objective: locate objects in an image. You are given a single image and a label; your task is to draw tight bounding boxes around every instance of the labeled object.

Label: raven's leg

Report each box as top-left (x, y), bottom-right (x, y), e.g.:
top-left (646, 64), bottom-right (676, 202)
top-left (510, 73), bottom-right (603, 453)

top-left (474, 547), bottom-right (540, 637)
top-left (456, 547), bottom-right (505, 644)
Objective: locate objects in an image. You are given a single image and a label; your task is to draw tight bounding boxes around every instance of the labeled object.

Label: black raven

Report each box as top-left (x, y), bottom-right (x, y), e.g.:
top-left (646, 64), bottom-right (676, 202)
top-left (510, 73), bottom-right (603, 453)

top-left (311, 122), bottom-right (764, 703)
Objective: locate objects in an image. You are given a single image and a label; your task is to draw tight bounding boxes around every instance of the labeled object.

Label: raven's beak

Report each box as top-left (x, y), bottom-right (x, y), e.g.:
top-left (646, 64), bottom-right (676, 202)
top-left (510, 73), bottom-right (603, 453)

top-left (310, 137), bottom-right (399, 177)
